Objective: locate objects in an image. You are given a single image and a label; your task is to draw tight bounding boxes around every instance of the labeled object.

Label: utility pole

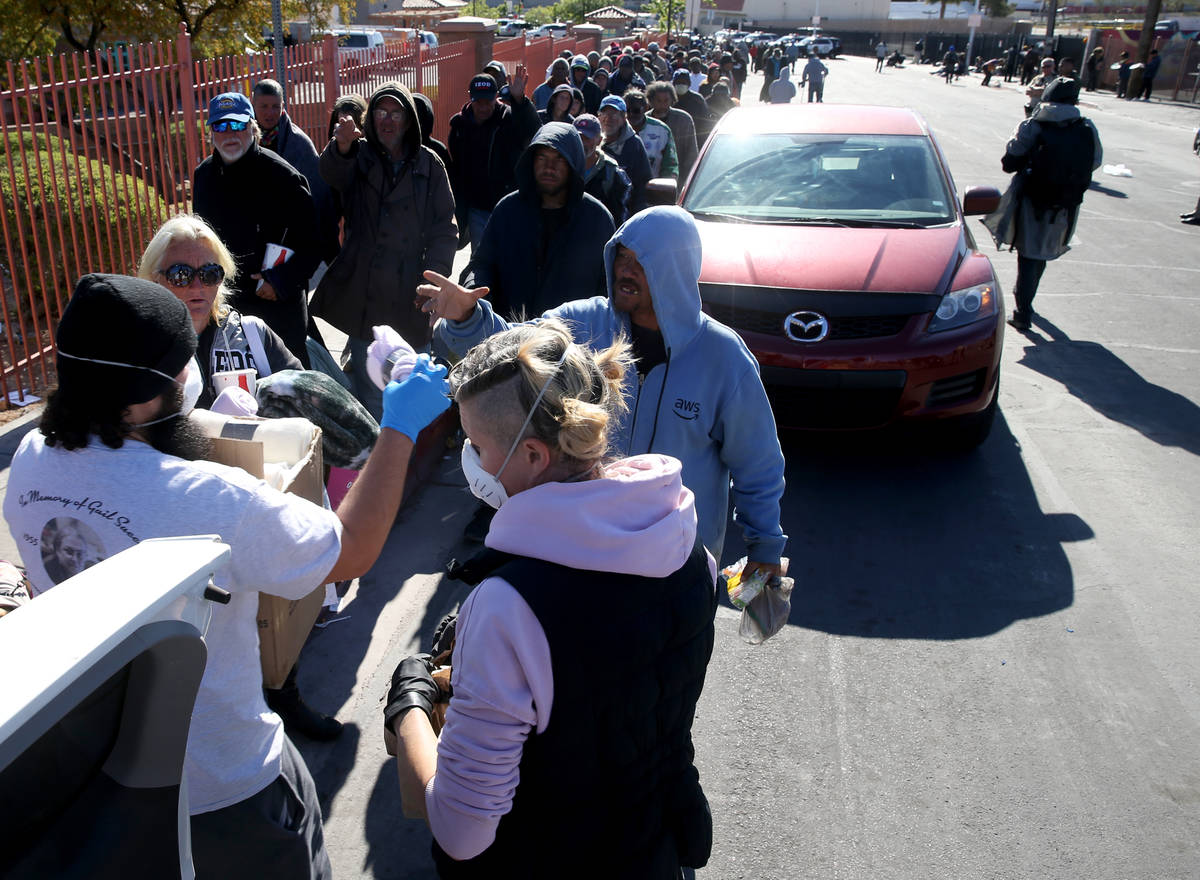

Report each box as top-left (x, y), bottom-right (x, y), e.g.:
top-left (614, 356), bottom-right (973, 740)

top-left (1045, 0), bottom-right (1057, 41)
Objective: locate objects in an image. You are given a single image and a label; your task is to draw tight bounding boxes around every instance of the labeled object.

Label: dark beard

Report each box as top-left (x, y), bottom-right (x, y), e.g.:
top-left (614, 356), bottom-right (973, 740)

top-left (138, 388), bottom-right (212, 461)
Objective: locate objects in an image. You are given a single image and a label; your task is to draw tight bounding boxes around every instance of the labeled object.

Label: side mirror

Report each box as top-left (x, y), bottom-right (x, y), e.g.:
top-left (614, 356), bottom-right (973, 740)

top-left (646, 177), bottom-right (678, 207)
top-left (962, 184), bottom-right (1002, 216)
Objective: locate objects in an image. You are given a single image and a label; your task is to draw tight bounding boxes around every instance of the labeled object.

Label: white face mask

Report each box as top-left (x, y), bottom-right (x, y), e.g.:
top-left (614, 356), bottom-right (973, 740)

top-left (460, 348), bottom-right (569, 509)
top-left (675, 84), bottom-right (689, 96)
top-left (461, 439), bottom-right (510, 509)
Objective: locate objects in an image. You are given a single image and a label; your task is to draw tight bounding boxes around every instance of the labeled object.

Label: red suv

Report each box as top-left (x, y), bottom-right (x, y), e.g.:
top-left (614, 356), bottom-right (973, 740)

top-left (679, 105), bottom-right (1004, 447)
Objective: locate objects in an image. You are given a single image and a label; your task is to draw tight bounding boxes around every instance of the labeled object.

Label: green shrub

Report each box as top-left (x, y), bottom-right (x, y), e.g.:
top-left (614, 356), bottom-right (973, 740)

top-left (0, 130), bottom-right (169, 336)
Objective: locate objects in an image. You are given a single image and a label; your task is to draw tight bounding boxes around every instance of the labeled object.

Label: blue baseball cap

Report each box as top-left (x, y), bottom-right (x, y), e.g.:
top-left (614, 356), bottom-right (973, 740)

top-left (207, 92), bottom-right (253, 126)
top-left (599, 95), bottom-right (627, 113)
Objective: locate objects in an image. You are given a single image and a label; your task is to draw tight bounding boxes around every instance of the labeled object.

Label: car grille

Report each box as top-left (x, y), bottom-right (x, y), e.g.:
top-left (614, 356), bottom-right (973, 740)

top-left (927, 369), bottom-right (986, 407)
top-left (767, 384), bottom-right (902, 429)
top-left (703, 302), bottom-right (913, 341)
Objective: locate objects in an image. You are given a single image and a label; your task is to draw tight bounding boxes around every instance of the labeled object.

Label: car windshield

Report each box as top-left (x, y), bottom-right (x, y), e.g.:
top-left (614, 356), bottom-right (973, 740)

top-left (683, 132), bottom-right (957, 226)
top-left (339, 34), bottom-right (369, 47)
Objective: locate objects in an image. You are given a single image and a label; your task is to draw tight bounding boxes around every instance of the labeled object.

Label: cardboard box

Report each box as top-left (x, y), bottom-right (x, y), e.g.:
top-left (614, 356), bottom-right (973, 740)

top-left (198, 413), bottom-right (328, 689)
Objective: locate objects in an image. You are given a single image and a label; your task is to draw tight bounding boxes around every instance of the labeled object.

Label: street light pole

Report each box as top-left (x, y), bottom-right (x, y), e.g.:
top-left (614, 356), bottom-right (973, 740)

top-left (271, 0), bottom-right (286, 105)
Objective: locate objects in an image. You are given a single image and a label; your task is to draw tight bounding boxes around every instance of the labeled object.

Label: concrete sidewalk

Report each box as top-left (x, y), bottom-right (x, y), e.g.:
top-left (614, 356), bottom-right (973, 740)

top-left (0, 408), bottom-right (46, 564)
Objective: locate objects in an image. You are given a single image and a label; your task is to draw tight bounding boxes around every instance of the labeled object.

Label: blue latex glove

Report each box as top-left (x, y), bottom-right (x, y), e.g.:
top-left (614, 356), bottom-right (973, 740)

top-left (380, 354), bottom-right (451, 441)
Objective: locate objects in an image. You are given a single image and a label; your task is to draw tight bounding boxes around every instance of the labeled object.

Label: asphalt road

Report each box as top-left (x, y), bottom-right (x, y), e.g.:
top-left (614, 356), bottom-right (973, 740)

top-left (289, 54), bottom-right (1200, 878)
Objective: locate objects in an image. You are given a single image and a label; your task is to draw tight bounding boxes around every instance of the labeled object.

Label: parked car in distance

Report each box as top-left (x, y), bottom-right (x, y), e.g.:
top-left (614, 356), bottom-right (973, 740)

top-left (677, 105), bottom-right (1005, 448)
top-left (527, 22), bottom-right (570, 39)
top-left (798, 35), bottom-right (839, 57)
top-left (330, 27), bottom-right (386, 66)
top-left (497, 18), bottom-right (531, 36)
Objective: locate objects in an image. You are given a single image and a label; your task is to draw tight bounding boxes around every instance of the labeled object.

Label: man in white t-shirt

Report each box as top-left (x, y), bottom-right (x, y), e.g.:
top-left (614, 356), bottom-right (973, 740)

top-left (4, 273), bottom-right (451, 878)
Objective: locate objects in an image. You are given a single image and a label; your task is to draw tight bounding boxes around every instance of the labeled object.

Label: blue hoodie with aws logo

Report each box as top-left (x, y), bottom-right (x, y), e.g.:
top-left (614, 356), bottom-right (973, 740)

top-left (438, 205), bottom-right (787, 565)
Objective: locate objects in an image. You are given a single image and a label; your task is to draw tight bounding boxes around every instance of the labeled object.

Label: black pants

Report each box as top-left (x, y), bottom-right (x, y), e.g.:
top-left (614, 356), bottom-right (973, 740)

top-left (1140, 77), bottom-right (1155, 100)
top-left (190, 736), bottom-right (331, 879)
top-left (1013, 255), bottom-right (1047, 321)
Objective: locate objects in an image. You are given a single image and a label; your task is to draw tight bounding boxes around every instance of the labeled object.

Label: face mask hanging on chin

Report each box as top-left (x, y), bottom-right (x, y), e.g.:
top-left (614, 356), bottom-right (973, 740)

top-left (55, 352), bottom-right (204, 427)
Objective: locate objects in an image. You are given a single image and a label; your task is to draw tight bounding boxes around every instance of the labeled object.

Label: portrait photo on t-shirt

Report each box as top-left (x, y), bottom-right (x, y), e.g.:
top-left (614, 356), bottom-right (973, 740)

top-left (39, 516), bottom-right (106, 585)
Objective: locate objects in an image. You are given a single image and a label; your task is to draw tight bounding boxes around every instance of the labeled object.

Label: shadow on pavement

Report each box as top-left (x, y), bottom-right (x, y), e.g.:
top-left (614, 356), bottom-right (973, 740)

top-left (1021, 315), bottom-right (1200, 457)
top-left (721, 412), bottom-right (1087, 639)
top-left (361, 761), bottom-right (440, 880)
top-left (1088, 182), bottom-right (1128, 199)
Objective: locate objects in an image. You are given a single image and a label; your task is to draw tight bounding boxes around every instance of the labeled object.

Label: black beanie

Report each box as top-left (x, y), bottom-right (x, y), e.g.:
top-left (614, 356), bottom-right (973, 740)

top-left (1041, 76), bottom-right (1080, 106)
top-left (55, 273), bottom-right (196, 406)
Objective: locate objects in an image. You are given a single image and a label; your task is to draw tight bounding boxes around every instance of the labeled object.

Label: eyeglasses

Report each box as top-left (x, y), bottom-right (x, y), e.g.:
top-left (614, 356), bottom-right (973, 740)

top-left (210, 120), bottom-right (248, 132)
top-left (161, 263), bottom-right (225, 288)
top-left (374, 107), bottom-right (407, 121)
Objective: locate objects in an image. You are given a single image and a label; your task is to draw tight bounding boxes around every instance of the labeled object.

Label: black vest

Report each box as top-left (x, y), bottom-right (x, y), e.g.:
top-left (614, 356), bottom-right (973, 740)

top-left (434, 541), bottom-right (717, 879)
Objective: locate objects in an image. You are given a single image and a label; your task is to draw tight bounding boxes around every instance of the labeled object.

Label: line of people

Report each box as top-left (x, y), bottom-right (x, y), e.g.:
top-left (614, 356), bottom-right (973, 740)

top-left (3, 38), bottom-right (791, 880)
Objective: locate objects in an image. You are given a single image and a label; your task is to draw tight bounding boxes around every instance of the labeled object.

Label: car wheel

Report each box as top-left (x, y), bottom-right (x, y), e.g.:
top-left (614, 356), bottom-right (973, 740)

top-left (941, 385), bottom-right (998, 452)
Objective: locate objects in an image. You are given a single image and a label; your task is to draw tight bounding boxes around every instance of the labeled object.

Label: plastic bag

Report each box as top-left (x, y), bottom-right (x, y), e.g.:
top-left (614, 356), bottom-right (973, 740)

top-left (721, 557), bottom-right (794, 645)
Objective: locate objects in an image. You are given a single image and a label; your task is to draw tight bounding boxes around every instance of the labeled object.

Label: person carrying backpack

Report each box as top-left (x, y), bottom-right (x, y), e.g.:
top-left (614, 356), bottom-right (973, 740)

top-left (983, 77), bottom-right (1102, 332)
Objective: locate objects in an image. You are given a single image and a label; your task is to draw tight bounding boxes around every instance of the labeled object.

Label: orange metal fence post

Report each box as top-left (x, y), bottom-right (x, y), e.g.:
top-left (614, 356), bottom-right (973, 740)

top-left (15, 59), bottom-right (55, 386)
top-left (178, 23), bottom-right (199, 201)
top-left (1, 62), bottom-right (41, 398)
top-left (28, 58), bottom-right (69, 324)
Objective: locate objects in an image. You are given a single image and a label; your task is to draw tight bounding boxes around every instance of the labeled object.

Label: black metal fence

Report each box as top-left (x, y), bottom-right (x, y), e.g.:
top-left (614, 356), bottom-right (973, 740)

top-left (835, 30), bottom-right (1087, 67)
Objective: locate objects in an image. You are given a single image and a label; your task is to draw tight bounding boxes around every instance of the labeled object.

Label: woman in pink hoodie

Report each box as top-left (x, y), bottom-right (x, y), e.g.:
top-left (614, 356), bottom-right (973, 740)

top-left (385, 319), bottom-right (718, 878)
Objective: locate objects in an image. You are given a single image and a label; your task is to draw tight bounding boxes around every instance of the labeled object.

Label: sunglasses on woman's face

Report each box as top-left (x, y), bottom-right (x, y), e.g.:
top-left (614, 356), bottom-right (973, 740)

top-left (211, 120), bottom-right (249, 132)
top-left (161, 262), bottom-right (225, 288)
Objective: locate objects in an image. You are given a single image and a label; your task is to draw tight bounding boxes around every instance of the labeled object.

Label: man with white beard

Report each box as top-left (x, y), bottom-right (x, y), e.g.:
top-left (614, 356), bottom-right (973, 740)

top-left (193, 92), bottom-right (320, 365)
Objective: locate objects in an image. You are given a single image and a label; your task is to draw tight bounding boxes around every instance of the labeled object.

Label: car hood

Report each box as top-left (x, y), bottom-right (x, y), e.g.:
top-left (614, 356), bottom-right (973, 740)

top-left (695, 220), bottom-right (964, 294)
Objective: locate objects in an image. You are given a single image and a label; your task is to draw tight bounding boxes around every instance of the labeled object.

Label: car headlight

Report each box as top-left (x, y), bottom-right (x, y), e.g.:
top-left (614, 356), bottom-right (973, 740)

top-left (927, 281), bottom-right (998, 333)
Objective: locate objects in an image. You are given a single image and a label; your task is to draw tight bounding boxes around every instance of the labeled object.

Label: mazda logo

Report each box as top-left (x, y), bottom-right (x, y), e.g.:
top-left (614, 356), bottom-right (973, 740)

top-left (784, 311), bottom-right (830, 343)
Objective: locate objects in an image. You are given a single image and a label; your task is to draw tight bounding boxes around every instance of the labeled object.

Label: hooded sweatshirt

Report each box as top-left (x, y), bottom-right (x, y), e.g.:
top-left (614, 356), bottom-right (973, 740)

top-left (425, 454), bottom-right (715, 860)
top-left (469, 122), bottom-right (614, 317)
top-left (438, 206), bottom-right (787, 564)
top-left (768, 66), bottom-right (797, 104)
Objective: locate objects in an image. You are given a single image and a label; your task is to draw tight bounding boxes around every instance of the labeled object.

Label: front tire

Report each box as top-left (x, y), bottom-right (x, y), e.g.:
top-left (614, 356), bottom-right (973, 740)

top-left (942, 383), bottom-right (999, 452)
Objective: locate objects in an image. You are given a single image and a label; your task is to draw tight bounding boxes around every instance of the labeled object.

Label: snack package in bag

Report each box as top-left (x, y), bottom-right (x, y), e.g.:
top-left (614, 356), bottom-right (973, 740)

top-left (721, 557), bottom-right (793, 645)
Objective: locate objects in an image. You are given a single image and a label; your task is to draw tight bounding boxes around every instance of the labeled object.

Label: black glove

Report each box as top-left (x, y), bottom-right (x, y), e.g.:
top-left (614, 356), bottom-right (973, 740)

top-left (383, 654), bottom-right (439, 735)
top-left (431, 612), bottom-right (457, 658)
